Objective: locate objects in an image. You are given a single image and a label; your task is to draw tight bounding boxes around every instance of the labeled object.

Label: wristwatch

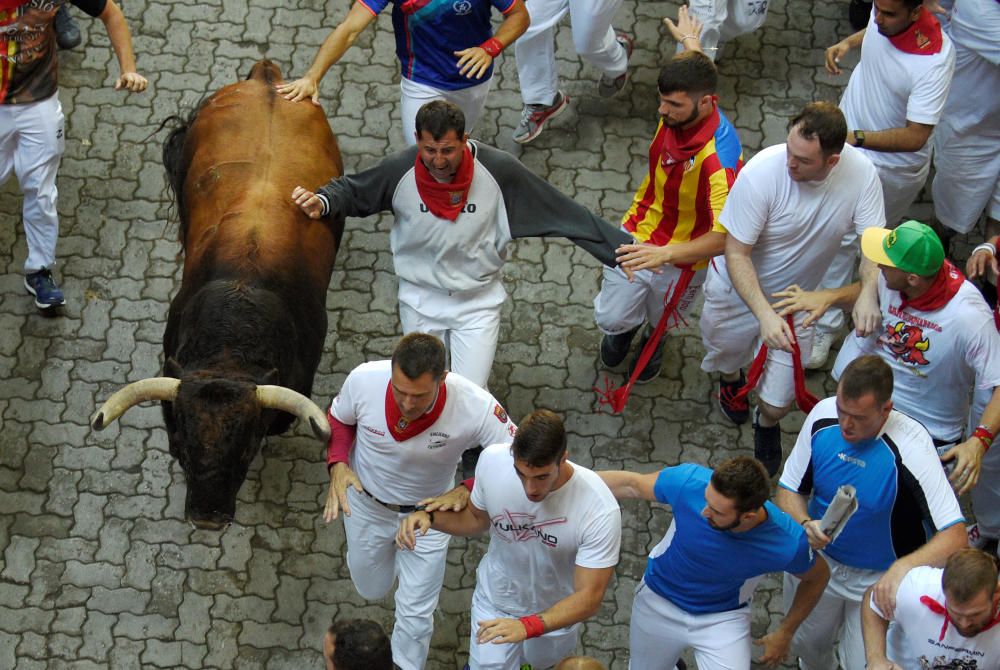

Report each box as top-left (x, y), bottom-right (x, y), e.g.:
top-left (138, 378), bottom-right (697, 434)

top-left (853, 129), bottom-right (866, 148)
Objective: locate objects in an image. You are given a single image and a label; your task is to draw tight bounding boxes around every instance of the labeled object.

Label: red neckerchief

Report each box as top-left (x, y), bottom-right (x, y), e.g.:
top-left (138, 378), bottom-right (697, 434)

top-left (920, 595), bottom-right (1000, 641)
top-left (888, 9), bottom-right (944, 55)
top-left (730, 315), bottom-right (819, 414)
top-left (658, 102), bottom-right (720, 167)
top-left (0, 0), bottom-right (29, 11)
top-left (384, 381), bottom-right (447, 442)
top-left (414, 144), bottom-right (474, 222)
top-left (900, 260), bottom-right (964, 311)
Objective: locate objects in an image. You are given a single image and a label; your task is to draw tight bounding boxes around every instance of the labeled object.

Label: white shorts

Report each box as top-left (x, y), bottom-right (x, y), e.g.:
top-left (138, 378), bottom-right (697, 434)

top-left (784, 555), bottom-right (881, 670)
top-left (629, 580), bottom-right (751, 670)
top-left (468, 587), bottom-right (579, 670)
top-left (699, 265), bottom-right (814, 408)
top-left (400, 77), bottom-right (493, 146)
top-left (0, 93), bottom-right (65, 272)
top-left (398, 278), bottom-right (506, 389)
top-left (593, 263), bottom-right (705, 335)
top-left (686, 0), bottom-right (769, 57)
top-left (342, 487), bottom-right (451, 670)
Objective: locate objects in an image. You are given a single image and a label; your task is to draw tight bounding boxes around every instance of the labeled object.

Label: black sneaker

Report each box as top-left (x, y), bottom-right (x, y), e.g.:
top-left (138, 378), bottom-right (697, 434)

top-left (718, 373), bottom-right (749, 424)
top-left (600, 325), bottom-right (640, 368)
top-left (753, 411), bottom-right (782, 477)
top-left (55, 4), bottom-right (82, 50)
top-left (627, 331), bottom-right (665, 385)
top-left (24, 268), bottom-right (66, 310)
top-left (848, 0), bottom-right (873, 30)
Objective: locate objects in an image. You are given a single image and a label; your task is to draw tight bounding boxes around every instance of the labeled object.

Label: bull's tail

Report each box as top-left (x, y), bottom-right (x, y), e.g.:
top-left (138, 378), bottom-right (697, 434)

top-left (161, 101), bottom-right (206, 246)
top-left (246, 60), bottom-right (282, 85)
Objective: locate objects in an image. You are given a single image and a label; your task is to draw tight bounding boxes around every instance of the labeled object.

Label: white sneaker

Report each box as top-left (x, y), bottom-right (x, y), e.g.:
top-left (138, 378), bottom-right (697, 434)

top-left (806, 330), bottom-right (836, 370)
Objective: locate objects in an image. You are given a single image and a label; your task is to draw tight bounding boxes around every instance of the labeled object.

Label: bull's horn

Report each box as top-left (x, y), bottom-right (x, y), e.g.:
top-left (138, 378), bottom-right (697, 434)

top-left (256, 386), bottom-right (330, 441)
top-left (91, 378), bottom-right (181, 431)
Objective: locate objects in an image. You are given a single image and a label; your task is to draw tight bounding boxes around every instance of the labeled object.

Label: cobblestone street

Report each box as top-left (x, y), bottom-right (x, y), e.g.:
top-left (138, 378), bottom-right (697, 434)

top-left (0, 0), bottom-right (971, 667)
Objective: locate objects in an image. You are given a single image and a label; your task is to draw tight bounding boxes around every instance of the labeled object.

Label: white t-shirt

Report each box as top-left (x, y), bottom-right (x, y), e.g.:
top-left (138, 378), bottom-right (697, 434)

top-left (713, 143), bottom-right (884, 298)
top-left (329, 360), bottom-right (516, 504)
top-left (834, 273), bottom-right (1000, 442)
top-left (874, 566), bottom-right (1000, 668)
top-left (840, 9), bottom-right (956, 175)
top-left (470, 444), bottom-right (621, 616)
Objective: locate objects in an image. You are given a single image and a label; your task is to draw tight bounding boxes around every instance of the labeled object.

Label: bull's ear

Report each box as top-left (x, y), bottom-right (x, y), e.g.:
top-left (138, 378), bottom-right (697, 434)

top-left (261, 368), bottom-right (279, 385)
top-left (164, 357), bottom-right (183, 378)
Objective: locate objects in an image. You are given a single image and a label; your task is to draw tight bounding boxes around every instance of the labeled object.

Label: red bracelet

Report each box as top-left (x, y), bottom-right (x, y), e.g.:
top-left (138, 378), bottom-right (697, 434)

top-left (519, 614), bottom-right (544, 639)
top-left (973, 425), bottom-right (994, 452)
top-left (480, 37), bottom-right (504, 58)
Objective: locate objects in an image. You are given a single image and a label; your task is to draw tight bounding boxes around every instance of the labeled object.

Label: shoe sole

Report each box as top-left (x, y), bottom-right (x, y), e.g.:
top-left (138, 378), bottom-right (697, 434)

top-left (598, 72), bottom-right (629, 99)
top-left (513, 95), bottom-right (571, 145)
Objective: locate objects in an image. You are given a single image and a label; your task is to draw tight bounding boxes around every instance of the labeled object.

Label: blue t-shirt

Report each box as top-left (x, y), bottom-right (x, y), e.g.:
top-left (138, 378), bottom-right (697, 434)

top-left (644, 464), bottom-right (815, 615)
top-left (359, 0), bottom-right (515, 91)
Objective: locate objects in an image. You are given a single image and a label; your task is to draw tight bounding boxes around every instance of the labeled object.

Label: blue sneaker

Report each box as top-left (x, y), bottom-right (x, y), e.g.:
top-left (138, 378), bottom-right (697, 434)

top-left (24, 268), bottom-right (66, 309)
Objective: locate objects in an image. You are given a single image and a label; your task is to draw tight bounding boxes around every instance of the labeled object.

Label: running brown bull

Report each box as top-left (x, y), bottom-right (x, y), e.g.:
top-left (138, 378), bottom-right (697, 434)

top-left (91, 60), bottom-right (344, 530)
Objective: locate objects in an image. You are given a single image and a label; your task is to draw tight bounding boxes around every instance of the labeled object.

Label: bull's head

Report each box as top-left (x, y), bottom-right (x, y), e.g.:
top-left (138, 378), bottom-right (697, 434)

top-left (91, 376), bottom-right (329, 530)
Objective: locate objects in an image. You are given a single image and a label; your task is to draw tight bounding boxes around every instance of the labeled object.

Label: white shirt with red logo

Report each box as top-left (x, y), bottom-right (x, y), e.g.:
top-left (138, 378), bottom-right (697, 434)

top-left (873, 566), bottom-right (1000, 668)
top-left (834, 273), bottom-right (1000, 442)
top-left (470, 444), bottom-right (621, 617)
top-left (329, 360), bottom-right (516, 505)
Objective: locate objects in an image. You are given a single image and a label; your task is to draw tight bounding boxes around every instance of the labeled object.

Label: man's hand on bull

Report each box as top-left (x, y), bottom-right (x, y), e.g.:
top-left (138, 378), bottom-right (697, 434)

top-left (292, 186), bottom-right (326, 219)
top-left (454, 48), bottom-right (493, 80)
top-left (418, 484), bottom-right (470, 513)
top-left (276, 76), bottom-right (321, 104)
top-left (114, 72), bottom-right (148, 92)
top-left (324, 462), bottom-right (362, 522)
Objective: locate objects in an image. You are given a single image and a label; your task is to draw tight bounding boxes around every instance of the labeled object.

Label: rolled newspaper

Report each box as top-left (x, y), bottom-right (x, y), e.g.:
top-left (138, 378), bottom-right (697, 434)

top-left (819, 485), bottom-right (858, 543)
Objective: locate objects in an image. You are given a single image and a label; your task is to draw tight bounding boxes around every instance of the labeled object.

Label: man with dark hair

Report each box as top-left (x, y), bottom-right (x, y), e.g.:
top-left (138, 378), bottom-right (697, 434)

top-left (594, 17), bottom-right (743, 384)
top-left (776, 354), bottom-right (966, 670)
top-left (861, 548), bottom-right (1000, 669)
top-left (323, 332), bottom-right (517, 670)
top-left (397, 409), bottom-right (621, 669)
top-left (597, 456), bottom-right (829, 669)
top-left (699, 101), bottom-right (885, 476)
top-left (1, 0), bottom-right (147, 312)
top-left (324, 618), bottom-right (394, 670)
top-left (772, 220), bottom-right (1000, 494)
top-left (809, 0), bottom-right (956, 369)
top-left (292, 100), bottom-right (631, 396)
top-left (277, 0), bottom-right (528, 144)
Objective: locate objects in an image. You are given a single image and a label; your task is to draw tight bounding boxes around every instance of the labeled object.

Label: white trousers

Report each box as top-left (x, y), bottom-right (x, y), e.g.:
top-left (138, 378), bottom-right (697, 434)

top-left (932, 45), bottom-right (1000, 234)
top-left (514, 0), bottom-right (627, 105)
top-left (342, 487), bottom-right (451, 670)
top-left (398, 278), bottom-right (506, 389)
top-left (629, 580), bottom-right (752, 670)
top-left (399, 77), bottom-right (494, 146)
top-left (783, 556), bottom-right (881, 670)
top-left (593, 263), bottom-right (706, 335)
top-left (813, 233), bottom-right (859, 335)
top-left (0, 94), bottom-right (65, 272)
top-left (468, 586), bottom-right (579, 669)
top-left (685, 0), bottom-right (770, 59)
top-left (699, 266), bottom-right (815, 408)
top-left (971, 385), bottom-right (1000, 538)
top-left (873, 159), bottom-right (929, 228)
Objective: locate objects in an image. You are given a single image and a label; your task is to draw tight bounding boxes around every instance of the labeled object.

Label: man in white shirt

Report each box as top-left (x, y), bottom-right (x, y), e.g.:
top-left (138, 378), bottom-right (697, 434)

top-left (809, 0), bottom-right (955, 368)
top-left (324, 333), bottom-right (517, 670)
top-left (862, 548), bottom-right (1000, 669)
top-left (701, 101), bottom-right (883, 475)
top-left (397, 410), bottom-right (621, 670)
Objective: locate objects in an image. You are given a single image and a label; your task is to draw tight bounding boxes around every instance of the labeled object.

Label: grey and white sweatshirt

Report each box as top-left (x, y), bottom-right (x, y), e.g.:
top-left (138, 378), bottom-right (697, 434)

top-left (316, 141), bottom-right (631, 293)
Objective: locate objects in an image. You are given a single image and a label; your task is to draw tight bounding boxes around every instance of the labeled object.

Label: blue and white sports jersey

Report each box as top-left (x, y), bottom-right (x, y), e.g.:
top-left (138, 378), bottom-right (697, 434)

top-left (779, 397), bottom-right (963, 571)
top-left (358, 0), bottom-right (516, 91)
top-left (644, 464), bottom-right (815, 615)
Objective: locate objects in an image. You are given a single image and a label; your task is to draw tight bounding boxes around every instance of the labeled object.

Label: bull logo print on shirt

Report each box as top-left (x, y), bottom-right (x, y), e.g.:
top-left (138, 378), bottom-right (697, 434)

top-left (878, 321), bottom-right (930, 366)
top-left (491, 510), bottom-right (567, 547)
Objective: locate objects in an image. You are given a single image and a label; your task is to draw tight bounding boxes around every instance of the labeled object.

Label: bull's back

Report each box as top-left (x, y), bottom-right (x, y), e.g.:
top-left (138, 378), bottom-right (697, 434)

top-left (180, 67), bottom-right (343, 288)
